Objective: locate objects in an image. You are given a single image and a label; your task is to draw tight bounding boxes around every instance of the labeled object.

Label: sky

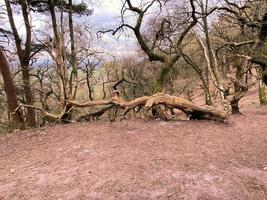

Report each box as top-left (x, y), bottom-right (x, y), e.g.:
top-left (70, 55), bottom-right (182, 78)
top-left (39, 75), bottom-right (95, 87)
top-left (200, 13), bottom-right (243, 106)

top-left (90, 0), bottom-right (139, 58)
top-left (0, 0), bottom-right (140, 59)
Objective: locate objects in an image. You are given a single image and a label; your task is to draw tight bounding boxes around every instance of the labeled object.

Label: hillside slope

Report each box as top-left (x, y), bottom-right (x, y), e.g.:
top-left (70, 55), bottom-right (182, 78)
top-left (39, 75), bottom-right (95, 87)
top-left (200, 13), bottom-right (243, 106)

top-left (0, 93), bottom-right (267, 200)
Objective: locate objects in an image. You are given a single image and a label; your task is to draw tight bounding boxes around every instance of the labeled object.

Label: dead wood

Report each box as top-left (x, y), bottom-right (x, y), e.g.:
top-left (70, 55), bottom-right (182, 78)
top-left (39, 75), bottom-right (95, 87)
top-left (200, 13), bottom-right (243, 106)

top-left (145, 93), bottom-right (227, 121)
top-left (75, 105), bottom-right (115, 122)
top-left (68, 92), bottom-right (227, 121)
top-left (14, 104), bottom-right (67, 122)
top-left (15, 91), bottom-right (227, 122)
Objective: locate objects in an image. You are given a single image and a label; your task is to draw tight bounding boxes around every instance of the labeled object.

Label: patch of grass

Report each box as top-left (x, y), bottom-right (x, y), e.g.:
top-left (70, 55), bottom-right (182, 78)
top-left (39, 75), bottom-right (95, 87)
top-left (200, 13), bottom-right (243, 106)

top-left (0, 123), bottom-right (19, 135)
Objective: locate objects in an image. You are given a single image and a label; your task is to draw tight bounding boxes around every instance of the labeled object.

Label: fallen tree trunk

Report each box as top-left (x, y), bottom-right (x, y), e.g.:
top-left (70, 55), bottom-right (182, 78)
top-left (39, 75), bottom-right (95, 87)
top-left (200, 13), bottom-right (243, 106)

top-left (67, 91), bottom-right (149, 113)
top-left (145, 93), bottom-right (227, 121)
top-left (14, 104), bottom-right (67, 122)
top-left (68, 92), bottom-right (227, 121)
top-left (16, 92), bottom-right (227, 122)
top-left (75, 105), bottom-right (115, 122)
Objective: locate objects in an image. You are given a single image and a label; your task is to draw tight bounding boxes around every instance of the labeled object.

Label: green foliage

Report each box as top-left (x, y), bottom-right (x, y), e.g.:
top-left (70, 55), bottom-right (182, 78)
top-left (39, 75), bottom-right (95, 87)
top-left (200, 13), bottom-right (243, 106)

top-left (11, 0), bottom-right (93, 16)
top-left (259, 87), bottom-right (267, 105)
top-left (72, 2), bottom-right (93, 16)
top-left (258, 67), bottom-right (267, 105)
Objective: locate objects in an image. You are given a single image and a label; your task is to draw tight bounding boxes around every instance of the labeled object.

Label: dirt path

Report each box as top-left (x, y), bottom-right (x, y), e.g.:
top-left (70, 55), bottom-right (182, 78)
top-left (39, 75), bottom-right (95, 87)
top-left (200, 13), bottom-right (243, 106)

top-left (0, 106), bottom-right (267, 200)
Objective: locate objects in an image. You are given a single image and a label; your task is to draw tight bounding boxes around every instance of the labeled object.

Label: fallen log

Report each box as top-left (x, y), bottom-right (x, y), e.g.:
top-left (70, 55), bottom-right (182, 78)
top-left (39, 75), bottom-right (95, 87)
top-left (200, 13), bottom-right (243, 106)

top-left (145, 93), bottom-right (227, 121)
top-left (14, 104), bottom-right (68, 121)
top-left (15, 92), bottom-right (227, 122)
top-left (75, 105), bottom-right (115, 122)
top-left (68, 92), bottom-right (228, 121)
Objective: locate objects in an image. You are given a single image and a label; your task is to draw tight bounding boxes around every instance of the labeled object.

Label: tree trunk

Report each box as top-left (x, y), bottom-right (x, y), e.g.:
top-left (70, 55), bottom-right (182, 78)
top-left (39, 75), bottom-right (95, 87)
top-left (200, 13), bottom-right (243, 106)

top-left (86, 72), bottom-right (94, 101)
top-left (0, 48), bottom-right (23, 126)
top-left (258, 67), bottom-right (267, 105)
top-left (48, 0), bottom-right (67, 109)
top-left (152, 63), bottom-right (175, 118)
top-left (231, 100), bottom-right (241, 114)
top-left (201, 76), bottom-right (212, 105)
top-left (227, 73), bottom-right (250, 114)
top-left (199, 1), bottom-right (228, 111)
top-left (203, 62), bottom-right (212, 105)
top-left (4, 0), bottom-right (36, 127)
top-left (69, 0), bottom-right (78, 100)
top-left (21, 62), bottom-right (36, 127)
top-left (154, 65), bottom-right (172, 93)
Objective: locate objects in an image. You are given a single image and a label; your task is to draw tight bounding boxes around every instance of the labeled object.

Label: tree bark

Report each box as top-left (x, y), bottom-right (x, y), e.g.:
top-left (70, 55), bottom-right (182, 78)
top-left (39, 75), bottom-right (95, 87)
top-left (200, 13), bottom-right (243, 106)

top-left (198, 1), bottom-right (228, 111)
top-left (48, 0), bottom-right (67, 108)
top-left (4, 0), bottom-right (36, 127)
top-left (69, 0), bottom-right (78, 100)
top-left (0, 48), bottom-right (23, 126)
top-left (67, 92), bottom-right (227, 121)
top-left (258, 67), bottom-right (267, 105)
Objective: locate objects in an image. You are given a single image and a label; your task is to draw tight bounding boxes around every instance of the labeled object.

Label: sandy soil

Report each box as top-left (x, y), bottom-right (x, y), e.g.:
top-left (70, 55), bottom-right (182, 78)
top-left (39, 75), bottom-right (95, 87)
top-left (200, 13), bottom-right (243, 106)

top-left (0, 105), bottom-right (267, 200)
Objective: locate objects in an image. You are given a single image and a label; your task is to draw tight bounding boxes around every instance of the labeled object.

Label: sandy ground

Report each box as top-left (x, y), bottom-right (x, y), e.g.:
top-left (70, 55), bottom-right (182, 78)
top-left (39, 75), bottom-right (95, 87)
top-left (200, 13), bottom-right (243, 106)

top-left (0, 104), bottom-right (267, 200)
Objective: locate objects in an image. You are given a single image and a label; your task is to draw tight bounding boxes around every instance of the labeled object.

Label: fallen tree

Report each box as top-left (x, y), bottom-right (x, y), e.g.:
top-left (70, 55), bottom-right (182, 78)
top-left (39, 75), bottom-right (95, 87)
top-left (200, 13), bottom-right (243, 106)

top-left (75, 105), bottom-right (115, 122)
top-left (15, 91), bottom-right (227, 123)
top-left (145, 93), bottom-right (227, 121)
top-left (67, 91), bottom-right (228, 121)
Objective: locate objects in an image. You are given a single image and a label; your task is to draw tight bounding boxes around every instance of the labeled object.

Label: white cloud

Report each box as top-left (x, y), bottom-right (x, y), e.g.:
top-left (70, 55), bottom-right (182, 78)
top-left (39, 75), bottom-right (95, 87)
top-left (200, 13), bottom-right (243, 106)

top-left (93, 0), bottom-right (122, 16)
top-left (0, 0), bottom-right (141, 58)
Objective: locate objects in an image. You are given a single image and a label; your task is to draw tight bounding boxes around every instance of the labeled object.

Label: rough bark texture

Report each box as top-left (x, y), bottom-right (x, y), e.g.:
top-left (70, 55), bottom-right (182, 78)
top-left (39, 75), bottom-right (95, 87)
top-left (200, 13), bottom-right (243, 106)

top-left (258, 67), bottom-right (267, 105)
top-left (68, 0), bottom-right (78, 100)
top-left (193, 0), bottom-right (230, 111)
top-left (68, 92), bottom-right (227, 121)
top-left (4, 0), bottom-right (36, 127)
top-left (0, 48), bottom-right (23, 125)
top-left (145, 93), bottom-right (227, 121)
top-left (251, 12), bottom-right (267, 86)
top-left (196, 3), bottom-right (228, 111)
top-left (48, 0), bottom-right (67, 108)
top-left (251, 12), bottom-right (267, 104)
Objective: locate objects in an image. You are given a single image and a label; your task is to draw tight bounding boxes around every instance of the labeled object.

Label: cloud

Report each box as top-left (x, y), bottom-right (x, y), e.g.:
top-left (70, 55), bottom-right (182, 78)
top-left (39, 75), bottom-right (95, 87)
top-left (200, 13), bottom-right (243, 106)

top-left (86, 0), bottom-right (140, 58)
top-left (0, 0), bottom-right (140, 59)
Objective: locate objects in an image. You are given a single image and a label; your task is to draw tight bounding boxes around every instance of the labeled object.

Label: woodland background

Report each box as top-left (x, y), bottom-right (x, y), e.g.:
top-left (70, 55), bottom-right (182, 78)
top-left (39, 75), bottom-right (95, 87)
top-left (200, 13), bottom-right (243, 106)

top-left (1, 0), bottom-right (267, 131)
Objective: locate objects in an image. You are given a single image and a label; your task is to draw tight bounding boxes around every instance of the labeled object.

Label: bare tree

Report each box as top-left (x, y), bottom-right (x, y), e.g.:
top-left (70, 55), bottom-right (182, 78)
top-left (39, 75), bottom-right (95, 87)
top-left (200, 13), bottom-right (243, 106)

top-left (103, 0), bottom-right (197, 93)
top-left (217, 0), bottom-right (267, 106)
top-left (4, 0), bottom-right (36, 126)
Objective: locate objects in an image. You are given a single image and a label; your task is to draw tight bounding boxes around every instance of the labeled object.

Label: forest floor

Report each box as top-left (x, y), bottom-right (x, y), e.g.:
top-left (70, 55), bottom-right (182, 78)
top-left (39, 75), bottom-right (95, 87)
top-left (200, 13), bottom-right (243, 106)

top-left (0, 91), bottom-right (267, 200)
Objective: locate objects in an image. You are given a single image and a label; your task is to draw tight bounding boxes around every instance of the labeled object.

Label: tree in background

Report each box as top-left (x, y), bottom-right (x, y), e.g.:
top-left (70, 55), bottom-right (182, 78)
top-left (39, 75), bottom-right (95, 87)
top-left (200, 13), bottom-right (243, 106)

top-left (104, 0), bottom-right (197, 93)
top-left (1, 0), bottom-right (267, 128)
top-left (216, 0), bottom-right (267, 109)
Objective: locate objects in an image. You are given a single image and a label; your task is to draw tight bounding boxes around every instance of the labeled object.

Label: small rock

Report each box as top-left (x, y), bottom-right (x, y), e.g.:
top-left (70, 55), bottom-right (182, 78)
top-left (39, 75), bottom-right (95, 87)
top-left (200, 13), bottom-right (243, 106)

top-left (10, 169), bottom-right (15, 173)
top-left (263, 167), bottom-right (267, 171)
